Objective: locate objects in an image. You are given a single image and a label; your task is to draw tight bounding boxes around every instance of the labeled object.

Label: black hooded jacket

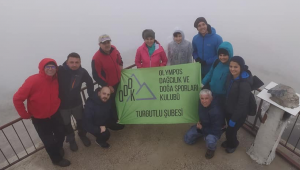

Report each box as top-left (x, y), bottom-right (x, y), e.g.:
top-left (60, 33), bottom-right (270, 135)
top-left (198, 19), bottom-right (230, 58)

top-left (225, 70), bottom-right (253, 122)
top-left (83, 90), bottom-right (113, 134)
top-left (58, 61), bottom-right (94, 109)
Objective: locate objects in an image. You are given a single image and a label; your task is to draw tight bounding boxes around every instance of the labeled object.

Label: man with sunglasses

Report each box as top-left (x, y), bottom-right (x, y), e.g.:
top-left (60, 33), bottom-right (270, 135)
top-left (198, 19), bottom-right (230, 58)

top-left (13, 58), bottom-right (71, 167)
top-left (92, 34), bottom-right (124, 130)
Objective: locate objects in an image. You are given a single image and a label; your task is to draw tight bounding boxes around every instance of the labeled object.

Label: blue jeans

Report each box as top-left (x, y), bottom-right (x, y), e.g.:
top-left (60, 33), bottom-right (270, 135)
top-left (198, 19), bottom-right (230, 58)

top-left (184, 125), bottom-right (219, 151)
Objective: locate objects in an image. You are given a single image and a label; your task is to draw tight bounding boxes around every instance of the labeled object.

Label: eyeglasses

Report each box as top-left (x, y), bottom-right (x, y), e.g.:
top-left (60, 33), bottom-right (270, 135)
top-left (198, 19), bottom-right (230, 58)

top-left (45, 65), bottom-right (56, 69)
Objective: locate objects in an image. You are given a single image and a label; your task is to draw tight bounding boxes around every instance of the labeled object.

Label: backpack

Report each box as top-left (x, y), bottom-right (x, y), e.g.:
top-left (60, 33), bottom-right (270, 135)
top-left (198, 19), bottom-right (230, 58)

top-left (248, 92), bottom-right (257, 116)
top-left (248, 75), bottom-right (264, 116)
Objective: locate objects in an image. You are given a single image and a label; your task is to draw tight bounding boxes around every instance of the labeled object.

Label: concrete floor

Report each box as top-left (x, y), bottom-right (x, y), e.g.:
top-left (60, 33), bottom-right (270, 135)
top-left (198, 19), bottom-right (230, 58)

top-left (7, 124), bottom-right (296, 170)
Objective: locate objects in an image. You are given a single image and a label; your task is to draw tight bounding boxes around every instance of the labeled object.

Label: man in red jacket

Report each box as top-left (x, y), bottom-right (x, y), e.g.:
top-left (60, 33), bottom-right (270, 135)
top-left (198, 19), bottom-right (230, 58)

top-left (13, 58), bottom-right (71, 167)
top-left (92, 34), bottom-right (124, 128)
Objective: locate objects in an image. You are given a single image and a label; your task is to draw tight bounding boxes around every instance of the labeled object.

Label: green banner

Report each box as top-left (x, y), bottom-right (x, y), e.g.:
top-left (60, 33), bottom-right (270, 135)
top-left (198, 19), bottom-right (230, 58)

top-left (116, 63), bottom-right (201, 124)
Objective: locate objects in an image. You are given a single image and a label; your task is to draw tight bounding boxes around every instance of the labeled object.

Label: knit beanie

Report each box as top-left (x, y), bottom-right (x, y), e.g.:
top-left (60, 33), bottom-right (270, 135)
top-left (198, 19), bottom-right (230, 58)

top-left (142, 29), bottom-right (155, 39)
top-left (230, 56), bottom-right (248, 71)
top-left (194, 17), bottom-right (208, 28)
top-left (218, 48), bottom-right (229, 56)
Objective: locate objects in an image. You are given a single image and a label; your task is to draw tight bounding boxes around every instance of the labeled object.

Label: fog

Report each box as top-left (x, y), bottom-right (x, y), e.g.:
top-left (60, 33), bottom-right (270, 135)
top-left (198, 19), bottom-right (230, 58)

top-left (0, 0), bottom-right (300, 124)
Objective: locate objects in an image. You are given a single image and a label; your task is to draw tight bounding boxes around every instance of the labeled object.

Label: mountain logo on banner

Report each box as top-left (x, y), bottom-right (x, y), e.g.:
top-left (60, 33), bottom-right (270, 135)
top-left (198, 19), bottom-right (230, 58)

top-left (118, 74), bottom-right (157, 102)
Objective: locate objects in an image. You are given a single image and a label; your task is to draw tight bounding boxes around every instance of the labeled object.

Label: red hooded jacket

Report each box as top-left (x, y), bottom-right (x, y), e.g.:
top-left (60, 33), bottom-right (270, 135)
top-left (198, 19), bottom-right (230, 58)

top-left (13, 58), bottom-right (61, 119)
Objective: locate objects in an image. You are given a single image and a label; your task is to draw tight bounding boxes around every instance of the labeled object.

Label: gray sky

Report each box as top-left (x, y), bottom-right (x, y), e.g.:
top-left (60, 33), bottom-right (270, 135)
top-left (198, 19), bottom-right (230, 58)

top-left (0, 0), bottom-right (300, 122)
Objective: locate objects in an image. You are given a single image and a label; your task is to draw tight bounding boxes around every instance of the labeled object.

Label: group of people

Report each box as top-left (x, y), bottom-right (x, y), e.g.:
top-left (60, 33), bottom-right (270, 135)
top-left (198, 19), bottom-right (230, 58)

top-left (12, 16), bottom-right (257, 167)
top-left (13, 34), bottom-right (126, 167)
top-left (133, 17), bottom-right (256, 159)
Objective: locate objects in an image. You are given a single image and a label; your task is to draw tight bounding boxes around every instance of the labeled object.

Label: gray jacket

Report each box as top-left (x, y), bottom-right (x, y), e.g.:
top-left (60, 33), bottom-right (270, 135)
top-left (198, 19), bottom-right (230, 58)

top-left (167, 30), bottom-right (193, 65)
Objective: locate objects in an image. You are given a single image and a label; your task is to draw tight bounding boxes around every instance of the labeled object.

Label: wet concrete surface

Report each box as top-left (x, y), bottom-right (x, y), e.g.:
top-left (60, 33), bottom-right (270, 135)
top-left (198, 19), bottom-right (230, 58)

top-left (5, 124), bottom-right (296, 170)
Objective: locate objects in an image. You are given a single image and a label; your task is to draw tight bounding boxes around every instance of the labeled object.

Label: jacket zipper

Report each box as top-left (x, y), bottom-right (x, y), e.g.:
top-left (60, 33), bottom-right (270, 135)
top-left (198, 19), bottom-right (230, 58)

top-left (109, 54), bottom-right (120, 82)
top-left (226, 80), bottom-right (234, 99)
top-left (202, 36), bottom-right (205, 61)
top-left (49, 78), bottom-right (52, 118)
top-left (220, 73), bottom-right (223, 80)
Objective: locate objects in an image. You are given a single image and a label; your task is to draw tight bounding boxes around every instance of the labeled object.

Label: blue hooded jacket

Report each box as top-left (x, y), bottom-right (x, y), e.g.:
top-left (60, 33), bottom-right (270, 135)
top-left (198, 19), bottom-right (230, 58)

top-left (202, 42), bottom-right (233, 95)
top-left (192, 25), bottom-right (223, 76)
top-left (199, 97), bottom-right (225, 138)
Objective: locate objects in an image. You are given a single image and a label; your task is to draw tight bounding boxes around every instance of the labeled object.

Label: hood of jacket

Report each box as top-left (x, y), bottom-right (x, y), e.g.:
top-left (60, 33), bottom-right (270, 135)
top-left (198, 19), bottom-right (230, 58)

top-left (173, 29), bottom-right (185, 41)
top-left (38, 58), bottom-right (58, 78)
top-left (231, 70), bottom-right (253, 86)
top-left (217, 41), bottom-right (233, 60)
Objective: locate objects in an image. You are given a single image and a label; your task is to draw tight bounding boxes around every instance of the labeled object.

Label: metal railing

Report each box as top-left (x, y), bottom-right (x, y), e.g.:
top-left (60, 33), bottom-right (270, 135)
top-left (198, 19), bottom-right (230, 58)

top-left (0, 64), bottom-right (136, 170)
top-left (242, 89), bottom-right (300, 169)
top-left (0, 118), bottom-right (45, 170)
top-left (1, 63), bottom-right (300, 169)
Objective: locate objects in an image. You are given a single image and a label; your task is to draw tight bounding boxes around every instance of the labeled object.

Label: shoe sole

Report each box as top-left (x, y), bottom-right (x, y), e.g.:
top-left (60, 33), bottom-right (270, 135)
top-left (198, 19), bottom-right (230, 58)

top-left (95, 141), bottom-right (110, 149)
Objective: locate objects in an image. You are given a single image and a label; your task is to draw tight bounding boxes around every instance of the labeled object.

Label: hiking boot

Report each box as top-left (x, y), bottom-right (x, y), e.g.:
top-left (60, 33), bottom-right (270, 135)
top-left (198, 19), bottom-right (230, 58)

top-left (221, 141), bottom-right (227, 148)
top-left (59, 148), bottom-right (65, 157)
top-left (205, 149), bottom-right (215, 159)
top-left (225, 141), bottom-right (239, 153)
top-left (69, 140), bottom-right (78, 152)
top-left (96, 141), bottom-right (110, 149)
top-left (53, 158), bottom-right (71, 167)
top-left (80, 135), bottom-right (91, 147)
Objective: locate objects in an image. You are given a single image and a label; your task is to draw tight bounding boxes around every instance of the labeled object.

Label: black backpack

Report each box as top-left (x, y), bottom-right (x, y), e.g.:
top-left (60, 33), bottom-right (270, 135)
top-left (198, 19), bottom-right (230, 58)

top-left (248, 76), bottom-right (264, 116)
top-left (248, 92), bottom-right (257, 116)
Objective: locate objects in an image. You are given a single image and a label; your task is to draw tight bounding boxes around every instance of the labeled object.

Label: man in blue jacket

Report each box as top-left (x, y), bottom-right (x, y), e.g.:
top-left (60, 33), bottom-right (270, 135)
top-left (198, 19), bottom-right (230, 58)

top-left (184, 89), bottom-right (225, 159)
top-left (192, 17), bottom-right (223, 78)
top-left (83, 87), bottom-right (124, 148)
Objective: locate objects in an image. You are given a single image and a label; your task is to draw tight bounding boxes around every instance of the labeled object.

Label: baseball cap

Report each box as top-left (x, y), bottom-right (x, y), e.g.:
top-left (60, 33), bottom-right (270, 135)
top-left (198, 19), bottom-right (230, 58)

top-left (98, 34), bottom-right (111, 43)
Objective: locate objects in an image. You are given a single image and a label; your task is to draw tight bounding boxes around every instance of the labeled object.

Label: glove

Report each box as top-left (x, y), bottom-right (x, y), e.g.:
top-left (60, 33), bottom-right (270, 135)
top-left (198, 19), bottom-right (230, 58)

top-left (229, 120), bottom-right (236, 127)
top-left (195, 58), bottom-right (206, 65)
top-left (200, 59), bottom-right (206, 66)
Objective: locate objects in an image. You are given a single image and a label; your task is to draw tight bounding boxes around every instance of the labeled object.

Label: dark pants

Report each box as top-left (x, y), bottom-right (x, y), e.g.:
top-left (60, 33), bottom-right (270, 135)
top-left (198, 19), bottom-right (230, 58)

top-left (32, 111), bottom-right (65, 163)
top-left (91, 121), bottom-right (124, 144)
top-left (92, 130), bottom-right (111, 145)
top-left (225, 113), bottom-right (247, 148)
top-left (60, 105), bottom-right (87, 142)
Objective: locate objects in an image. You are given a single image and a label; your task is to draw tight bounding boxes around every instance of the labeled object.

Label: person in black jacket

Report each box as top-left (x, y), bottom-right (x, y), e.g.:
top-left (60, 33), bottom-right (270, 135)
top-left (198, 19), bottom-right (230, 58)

top-left (58, 52), bottom-right (94, 151)
top-left (184, 89), bottom-right (225, 159)
top-left (83, 87), bottom-right (124, 148)
top-left (222, 56), bottom-right (253, 153)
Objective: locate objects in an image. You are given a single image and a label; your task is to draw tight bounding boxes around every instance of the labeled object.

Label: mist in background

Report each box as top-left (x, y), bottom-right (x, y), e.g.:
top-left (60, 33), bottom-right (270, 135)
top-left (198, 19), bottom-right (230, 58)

top-left (1, 0), bottom-right (299, 125)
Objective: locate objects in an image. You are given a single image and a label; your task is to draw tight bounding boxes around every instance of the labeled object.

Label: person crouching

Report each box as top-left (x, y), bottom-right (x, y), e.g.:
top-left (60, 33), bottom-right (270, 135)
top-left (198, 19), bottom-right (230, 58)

top-left (184, 89), bottom-right (225, 159)
top-left (83, 87), bottom-right (124, 148)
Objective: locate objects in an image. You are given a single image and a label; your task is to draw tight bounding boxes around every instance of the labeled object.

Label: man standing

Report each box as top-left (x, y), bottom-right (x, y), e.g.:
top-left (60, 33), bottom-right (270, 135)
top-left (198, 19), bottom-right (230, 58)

top-left (13, 58), bottom-right (70, 167)
top-left (58, 52), bottom-right (94, 151)
top-left (192, 17), bottom-right (223, 78)
top-left (92, 34), bottom-right (124, 125)
top-left (83, 87), bottom-right (120, 148)
top-left (184, 89), bottom-right (225, 159)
